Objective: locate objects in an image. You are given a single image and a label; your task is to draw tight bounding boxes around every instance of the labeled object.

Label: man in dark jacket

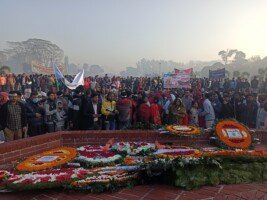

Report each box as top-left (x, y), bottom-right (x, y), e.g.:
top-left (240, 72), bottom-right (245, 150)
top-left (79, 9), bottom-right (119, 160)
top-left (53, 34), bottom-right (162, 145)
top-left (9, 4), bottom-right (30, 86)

top-left (221, 94), bottom-right (234, 119)
top-left (231, 92), bottom-right (246, 123)
top-left (44, 91), bottom-right (57, 133)
top-left (81, 92), bottom-right (102, 130)
top-left (69, 89), bottom-right (83, 130)
top-left (0, 91), bottom-right (27, 141)
top-left (25, 91), bottom-right (45, 137)
top-left (251, 77), bottom-right (259, 93)
top-left (243, 94), bottom-right (258, 128)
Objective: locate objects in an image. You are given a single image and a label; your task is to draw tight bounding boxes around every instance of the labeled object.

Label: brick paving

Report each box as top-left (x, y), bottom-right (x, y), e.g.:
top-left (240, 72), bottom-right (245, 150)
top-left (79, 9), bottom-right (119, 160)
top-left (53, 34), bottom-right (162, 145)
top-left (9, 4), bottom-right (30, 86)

top-left (1, 183), bottom-right (266, 200)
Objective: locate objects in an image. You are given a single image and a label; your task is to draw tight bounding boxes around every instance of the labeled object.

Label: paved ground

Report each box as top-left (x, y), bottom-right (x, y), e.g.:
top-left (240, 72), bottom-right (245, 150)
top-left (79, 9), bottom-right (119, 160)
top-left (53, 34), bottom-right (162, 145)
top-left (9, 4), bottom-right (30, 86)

top-left (1, 183), bottom-right (266, 200)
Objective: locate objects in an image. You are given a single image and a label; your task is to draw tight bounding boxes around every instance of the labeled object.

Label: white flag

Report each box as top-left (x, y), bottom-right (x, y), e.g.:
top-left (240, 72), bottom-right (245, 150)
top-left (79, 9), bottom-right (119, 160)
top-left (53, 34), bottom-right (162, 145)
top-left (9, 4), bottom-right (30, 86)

top-left (53, 63), bottom-right (84, 90)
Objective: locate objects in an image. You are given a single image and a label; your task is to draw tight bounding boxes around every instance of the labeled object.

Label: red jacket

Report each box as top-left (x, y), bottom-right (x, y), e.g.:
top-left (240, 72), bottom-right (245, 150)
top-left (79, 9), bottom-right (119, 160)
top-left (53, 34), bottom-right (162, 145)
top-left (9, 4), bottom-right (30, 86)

top-left (138, 103), bottom-right (151, 123)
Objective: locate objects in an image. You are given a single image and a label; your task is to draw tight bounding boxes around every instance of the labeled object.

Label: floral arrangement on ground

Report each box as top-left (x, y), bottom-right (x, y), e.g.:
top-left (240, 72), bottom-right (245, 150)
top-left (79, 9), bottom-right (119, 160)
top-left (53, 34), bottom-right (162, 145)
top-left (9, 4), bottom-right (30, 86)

top-left (5, 168), bottom-right (97, 191)
top-left (213, 119), bottom-right (252, 149)
top-left (165, 125), bottom-right (202, 136)
top-left (1, 140), bottom-right (266, 192)
top-left (76, 145), bottom-right (122, 167)
top-left (16, 147), bottom-right (77, 172)
top-left (111, 142), bottom-right (156, 156)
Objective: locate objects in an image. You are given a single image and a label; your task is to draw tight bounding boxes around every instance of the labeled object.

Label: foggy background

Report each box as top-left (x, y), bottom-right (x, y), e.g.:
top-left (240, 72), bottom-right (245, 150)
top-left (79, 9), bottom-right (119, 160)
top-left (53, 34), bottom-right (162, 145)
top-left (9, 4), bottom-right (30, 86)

top-left (0, 0), bottom-right (267, 78)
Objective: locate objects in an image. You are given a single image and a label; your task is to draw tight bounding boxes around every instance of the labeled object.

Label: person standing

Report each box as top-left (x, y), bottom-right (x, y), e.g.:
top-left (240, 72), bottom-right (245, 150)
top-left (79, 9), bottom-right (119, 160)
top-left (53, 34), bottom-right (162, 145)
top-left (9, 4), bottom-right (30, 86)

top-left (243, 94), bottom-right (258, 128)
top-left (82, 92), bottom-right (102, 130)
top-left (189, 101), bottom-right (199, 126)
top-left (168, 98), bottom-right (186, 125)
top-left (0, 92), bottom-right (9, 141)
top-left (232, 92), bottom-right (246, 123)
top-left (7, 74), bottom-right (16, 92)
top-left (101, 92), bottom-right (118, 130)
top-left (182, 90), bottom-right (193, 113)
top-left (44, 91), bottom-right (57, 133)
top-left (137, 95), bottom-right (151, 124)
top-left (0, 92), bottom-right (8, 109)
top-left (116, 90), bottom-right (133, 129)
top-left (221, 94), bottom-right (234, 119)
top-left (25, 91), bottom-right (45, 136)
top-left (150, 97), bottom-right (162, 125)
top-left (251, 77), bottom-right (259, 93)
top-left (0, 91), bottom-right (27, 141)
top-left (0, 74), bottom-right (7, 92)
top-left (200, 93), bottom-right (215, 128)
top-left (163, 94), bottom-right (175, 124)
top-left (55, 101), bottom-right (67, 131)
top-left (256, 99), bottom-right (267, 130)
top-left (69, 88), bottom-right (83, 130)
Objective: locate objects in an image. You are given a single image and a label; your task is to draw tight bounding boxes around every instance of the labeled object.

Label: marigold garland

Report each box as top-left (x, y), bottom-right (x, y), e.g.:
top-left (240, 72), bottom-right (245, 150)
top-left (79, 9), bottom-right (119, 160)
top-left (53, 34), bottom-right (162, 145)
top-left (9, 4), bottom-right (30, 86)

top-left (165, 125), bottom-right (202, 136)
top-left (16, 147), bottom-right (77, 172)
top-left (202, 150), bottom-right (267, 157)
top-left (214, 119), bottom-right (252, 149)
top-left (155, 147), bottom-right (202, 159)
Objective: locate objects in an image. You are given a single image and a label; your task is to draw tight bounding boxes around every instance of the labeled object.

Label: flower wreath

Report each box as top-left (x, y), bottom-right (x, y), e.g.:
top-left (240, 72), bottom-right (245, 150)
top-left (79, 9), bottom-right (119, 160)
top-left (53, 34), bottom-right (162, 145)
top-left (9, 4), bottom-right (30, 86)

top-left (123, 156), bottom-right (153, 166)
top-left (111, 142), bottom-right (156, 156)
top-left (6, 168), bottom-right (96, 191)
top-left (165, 125), bottom-right (202, 136)
top-left (76, 145), bottom-right (122, 167)
top-left (203, 149), bottom-right (267, 157)
top-left (70, 170), bottom-right (139, 189)
top-left (0, 170), bottom-right (13, 190)
top-left (154, 146), bottom-right (202, 159)
top-left (16, 147), bottom-right (77, 172)
top-left (214, 119), bottom-right (252, 149)
top-left (0, 170), bottom-right (13, 181)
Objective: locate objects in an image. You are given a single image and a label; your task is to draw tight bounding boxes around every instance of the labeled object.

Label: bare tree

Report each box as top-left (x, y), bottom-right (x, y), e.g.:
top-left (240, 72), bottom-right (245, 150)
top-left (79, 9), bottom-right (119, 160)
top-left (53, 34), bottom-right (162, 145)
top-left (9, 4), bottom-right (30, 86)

top-left (4, 38), bottom-right (64, 66)
top-left (233, 51), bottom-right (246, 64)
top-left (0, 51), bottom-right (7, 64)
top-left (218, 49), bottom-right (237, 65)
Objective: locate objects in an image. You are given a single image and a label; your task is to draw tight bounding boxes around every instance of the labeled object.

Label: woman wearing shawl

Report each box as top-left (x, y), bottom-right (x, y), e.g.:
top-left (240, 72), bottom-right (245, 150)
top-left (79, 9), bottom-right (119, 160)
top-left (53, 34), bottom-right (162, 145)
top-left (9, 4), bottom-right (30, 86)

top-left (168, 97), bottom-right (186, 125)
top-left (150, 97), bottom-right (162, 125)
top-left (137, 95), bottom-right (151, 123)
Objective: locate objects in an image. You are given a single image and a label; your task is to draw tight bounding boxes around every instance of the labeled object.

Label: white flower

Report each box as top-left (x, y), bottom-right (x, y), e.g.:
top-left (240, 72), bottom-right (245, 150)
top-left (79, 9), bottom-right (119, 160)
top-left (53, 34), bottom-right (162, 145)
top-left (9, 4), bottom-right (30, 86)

top-left (76, 154), bottom-right (121, 164)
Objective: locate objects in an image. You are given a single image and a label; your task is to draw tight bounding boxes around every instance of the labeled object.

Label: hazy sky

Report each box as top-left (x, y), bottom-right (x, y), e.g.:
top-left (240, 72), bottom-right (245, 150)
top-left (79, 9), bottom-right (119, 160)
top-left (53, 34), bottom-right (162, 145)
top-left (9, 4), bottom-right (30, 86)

top-left (1, 0), bottom-right (267, 71)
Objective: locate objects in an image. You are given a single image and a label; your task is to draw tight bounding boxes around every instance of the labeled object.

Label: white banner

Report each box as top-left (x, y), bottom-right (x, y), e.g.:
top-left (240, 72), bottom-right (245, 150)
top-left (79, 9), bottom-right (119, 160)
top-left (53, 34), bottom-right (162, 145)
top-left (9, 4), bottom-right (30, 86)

top-left (163, 73), bottom-right (191, 89)
top-left (53, 63), bottom-right (84, 90)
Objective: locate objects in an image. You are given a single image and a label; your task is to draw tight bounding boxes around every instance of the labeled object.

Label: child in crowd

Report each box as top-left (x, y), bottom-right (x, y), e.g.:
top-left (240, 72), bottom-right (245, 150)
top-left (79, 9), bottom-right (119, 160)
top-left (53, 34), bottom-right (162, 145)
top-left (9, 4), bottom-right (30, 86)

top-left (55, 101), bottom-right (67, 131)
top-left (190, 101), bottom-right (199, 126)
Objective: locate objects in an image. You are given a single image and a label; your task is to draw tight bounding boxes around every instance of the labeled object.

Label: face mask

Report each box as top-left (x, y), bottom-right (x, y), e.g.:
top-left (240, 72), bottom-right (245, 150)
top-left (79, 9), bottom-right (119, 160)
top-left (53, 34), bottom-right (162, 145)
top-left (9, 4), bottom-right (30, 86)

top-left (32, 98), bottom-right (39, 103)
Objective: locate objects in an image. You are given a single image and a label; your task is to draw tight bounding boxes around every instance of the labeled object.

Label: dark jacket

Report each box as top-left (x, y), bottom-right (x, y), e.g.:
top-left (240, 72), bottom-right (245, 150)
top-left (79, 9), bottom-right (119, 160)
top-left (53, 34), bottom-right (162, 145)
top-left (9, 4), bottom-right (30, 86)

top-left (81, 100), bottom-right (102, 130)
top-left (25, 99), bottom-right (45, 125)
top-left (232, 99), bottom-right (246, 122)
top-left (69, 96), bottom-right (82, 130)
top-left (243, 101), bottom-right (258, 128)
top-left (0, 101), bottom-right (27, 130)
top-left (221, 102), bottom-right (234, 119)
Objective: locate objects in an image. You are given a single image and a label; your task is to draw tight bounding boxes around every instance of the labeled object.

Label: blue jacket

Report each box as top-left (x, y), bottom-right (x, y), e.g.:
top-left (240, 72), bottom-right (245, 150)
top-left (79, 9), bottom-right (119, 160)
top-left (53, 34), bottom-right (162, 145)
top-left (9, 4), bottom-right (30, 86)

top-left (201, 99), bottom-right (215, 121)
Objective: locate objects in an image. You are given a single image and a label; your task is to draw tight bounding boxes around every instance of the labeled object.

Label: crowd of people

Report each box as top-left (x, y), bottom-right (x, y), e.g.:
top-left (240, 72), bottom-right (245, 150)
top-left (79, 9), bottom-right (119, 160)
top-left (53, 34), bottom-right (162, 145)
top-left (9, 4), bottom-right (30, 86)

top-left (0, 72), bottom-right (266, 142)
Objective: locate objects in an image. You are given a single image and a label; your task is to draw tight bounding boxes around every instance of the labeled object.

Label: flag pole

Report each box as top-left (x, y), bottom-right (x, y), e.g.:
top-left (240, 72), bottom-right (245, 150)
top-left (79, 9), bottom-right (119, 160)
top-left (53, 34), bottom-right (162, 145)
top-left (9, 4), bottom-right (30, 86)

top-left (51, 59), bottom-right (59, 91)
